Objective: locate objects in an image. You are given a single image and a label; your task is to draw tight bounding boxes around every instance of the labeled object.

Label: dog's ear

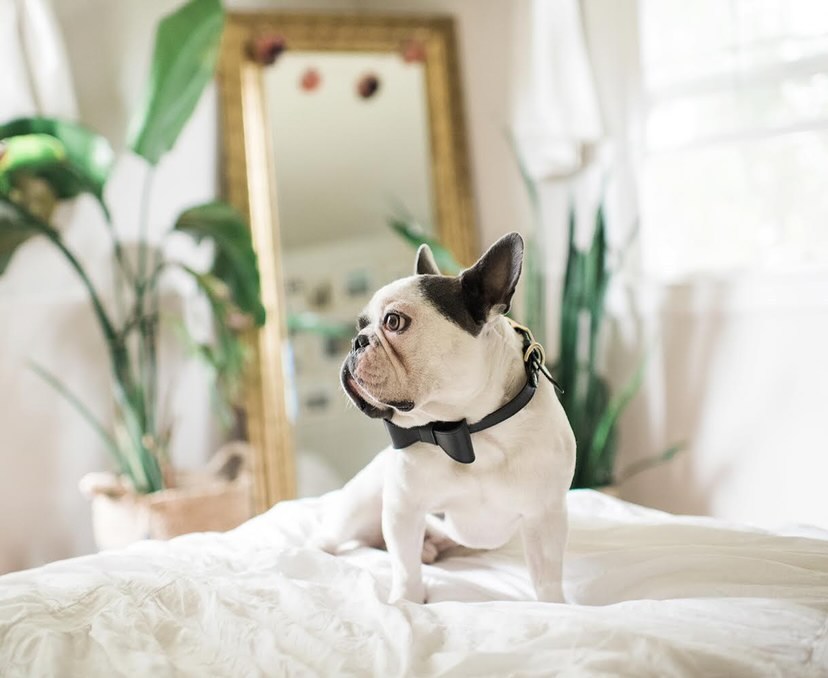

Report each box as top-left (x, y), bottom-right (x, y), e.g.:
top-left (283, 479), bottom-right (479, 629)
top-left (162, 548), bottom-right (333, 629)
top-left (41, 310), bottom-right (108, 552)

top-left (460, 232), bottom-right (524, 323)
top-left (415, 244), bottom-right (441, 275)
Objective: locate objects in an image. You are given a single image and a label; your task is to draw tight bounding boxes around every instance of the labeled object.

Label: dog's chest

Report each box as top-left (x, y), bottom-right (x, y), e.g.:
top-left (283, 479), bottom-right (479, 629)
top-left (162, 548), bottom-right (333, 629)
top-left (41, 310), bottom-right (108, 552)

top-left (416, 440), bottom-right (528, 549)
top-left (436, 480), bottom-right (523, 550)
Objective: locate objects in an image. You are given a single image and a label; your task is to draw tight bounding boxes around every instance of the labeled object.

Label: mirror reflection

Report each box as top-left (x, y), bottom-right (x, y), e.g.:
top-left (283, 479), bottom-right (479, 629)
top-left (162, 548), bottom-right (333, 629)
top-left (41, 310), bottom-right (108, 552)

top-left (264, 50), bottom-right (435, 496)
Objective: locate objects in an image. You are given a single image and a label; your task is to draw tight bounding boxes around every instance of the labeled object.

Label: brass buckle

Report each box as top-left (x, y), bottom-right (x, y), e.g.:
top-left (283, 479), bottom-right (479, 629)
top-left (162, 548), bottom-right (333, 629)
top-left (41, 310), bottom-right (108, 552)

top-left (523, 341), bottom-right (545, 366)
top-left (506, 318), bottom-right (545, 366)
top-left (506, 317), bottom-right (561, 391)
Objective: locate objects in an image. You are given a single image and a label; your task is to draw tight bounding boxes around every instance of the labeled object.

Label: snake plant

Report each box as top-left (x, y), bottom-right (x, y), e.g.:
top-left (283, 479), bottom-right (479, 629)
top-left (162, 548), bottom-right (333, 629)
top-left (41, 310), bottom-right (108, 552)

top-left (510, 152), bottom-right (681, 488)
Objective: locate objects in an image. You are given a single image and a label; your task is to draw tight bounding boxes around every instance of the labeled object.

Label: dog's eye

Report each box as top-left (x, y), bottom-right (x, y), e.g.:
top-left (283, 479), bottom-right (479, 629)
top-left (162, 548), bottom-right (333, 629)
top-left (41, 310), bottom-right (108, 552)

top-left (383, 312), bottom-right (408, 332)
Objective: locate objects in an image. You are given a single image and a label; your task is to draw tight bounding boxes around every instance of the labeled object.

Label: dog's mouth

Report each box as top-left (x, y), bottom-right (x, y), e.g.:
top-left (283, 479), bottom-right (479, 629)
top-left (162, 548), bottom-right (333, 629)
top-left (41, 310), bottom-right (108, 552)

top-left (340, 362), bottom-right (415, 419)
top-left (341, 363), bottom-right (392, 419)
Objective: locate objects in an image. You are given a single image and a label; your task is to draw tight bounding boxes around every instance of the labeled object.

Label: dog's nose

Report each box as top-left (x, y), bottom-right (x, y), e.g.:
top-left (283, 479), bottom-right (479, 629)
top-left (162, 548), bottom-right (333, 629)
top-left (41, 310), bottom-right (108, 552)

top-left (352, 333), bottom-right (371, 352)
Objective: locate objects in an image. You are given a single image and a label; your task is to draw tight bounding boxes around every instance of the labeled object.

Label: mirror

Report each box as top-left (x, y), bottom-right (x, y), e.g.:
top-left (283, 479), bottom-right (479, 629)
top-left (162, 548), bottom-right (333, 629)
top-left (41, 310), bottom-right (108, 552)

top-left (218, 13), bottom-right (477, 510)
top-left (268, 50), bottom-right (435, 495)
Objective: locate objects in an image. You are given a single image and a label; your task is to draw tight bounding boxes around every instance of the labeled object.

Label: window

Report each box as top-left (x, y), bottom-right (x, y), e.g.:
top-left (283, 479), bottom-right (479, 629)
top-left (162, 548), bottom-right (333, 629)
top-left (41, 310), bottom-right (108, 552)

top-left (638, 0), bottom-right (828, 279)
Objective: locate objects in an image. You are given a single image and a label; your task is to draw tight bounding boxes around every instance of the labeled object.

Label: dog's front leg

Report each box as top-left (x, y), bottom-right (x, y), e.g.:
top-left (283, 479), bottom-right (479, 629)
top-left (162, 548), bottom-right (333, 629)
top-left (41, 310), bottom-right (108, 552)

top-left (520, 504), bottom-right (568, 603)
top-left (382, 497), bottom-right (426, 604)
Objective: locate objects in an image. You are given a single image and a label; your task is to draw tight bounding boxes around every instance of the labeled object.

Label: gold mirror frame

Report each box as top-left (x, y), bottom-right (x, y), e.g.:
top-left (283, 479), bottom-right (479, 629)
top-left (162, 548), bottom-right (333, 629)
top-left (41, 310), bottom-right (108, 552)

top-left (217, 12), bottom-right (478, 513)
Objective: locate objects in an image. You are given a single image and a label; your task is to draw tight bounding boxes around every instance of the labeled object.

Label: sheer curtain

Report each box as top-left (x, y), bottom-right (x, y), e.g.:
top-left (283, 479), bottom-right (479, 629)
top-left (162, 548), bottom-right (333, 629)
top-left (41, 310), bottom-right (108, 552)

top-left (509, 0), bottom-right (605, 371)
top-left (581, 0), bottom-right (828, 528)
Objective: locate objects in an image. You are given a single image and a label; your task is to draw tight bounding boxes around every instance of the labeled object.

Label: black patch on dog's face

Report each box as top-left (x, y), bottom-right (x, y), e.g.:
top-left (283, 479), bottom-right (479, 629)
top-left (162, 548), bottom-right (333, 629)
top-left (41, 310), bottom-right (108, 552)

top-left (418, 275), bottom-right (482, 336)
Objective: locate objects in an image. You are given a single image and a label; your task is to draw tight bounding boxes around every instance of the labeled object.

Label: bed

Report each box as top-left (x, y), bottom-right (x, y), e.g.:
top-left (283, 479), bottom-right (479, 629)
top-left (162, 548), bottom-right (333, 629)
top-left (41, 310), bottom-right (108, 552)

top-left (1, 490), bottom-right (827, 677)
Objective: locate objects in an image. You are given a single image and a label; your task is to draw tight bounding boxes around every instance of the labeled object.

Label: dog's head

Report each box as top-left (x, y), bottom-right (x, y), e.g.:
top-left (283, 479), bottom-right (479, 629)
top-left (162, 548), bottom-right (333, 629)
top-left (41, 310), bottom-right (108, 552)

top-left (341, 232), bottom-right (524, 424)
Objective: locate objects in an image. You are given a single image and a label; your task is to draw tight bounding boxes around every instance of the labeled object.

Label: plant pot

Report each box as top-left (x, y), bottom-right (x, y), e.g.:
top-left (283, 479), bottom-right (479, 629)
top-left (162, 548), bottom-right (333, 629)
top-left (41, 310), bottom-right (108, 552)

top-left (79, 443), bottom-right (253, 551)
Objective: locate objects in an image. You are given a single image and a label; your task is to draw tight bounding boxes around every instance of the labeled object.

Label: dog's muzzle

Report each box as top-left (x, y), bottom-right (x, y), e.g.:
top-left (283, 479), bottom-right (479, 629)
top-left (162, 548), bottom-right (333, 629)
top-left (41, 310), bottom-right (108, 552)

top-left (340, 358), bottom-right (392, 419)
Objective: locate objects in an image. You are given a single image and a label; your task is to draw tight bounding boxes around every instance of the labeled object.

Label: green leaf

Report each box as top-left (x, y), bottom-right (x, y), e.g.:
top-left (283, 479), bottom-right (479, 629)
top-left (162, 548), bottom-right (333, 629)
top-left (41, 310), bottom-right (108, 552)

top-left (0, 198), bottom-right (52, 274)
top-left (388, 217), bottom-right (463, 274)
top-left (617, 442), bottom-right (685, 484)
top-left (112, 380), bottom-right (163, 493)
top-left (176, 267), bottom-right (249, 418)
top-left (27, 360), bottom-right (127, 474)
top-left (589, 351), bottom-right (649, 478)
top-left (128, 0), bottom-right (224, 164)
top-left (174, 201), bottom-right (266, 326)
top-left (0, 134), bottom-right (66, 173)
top-left (574, 371), bottom-right (614, 488)
top-left (585, 204), bottom-right (609, 374)
top-left (0, 118), bottom-right (114, 199)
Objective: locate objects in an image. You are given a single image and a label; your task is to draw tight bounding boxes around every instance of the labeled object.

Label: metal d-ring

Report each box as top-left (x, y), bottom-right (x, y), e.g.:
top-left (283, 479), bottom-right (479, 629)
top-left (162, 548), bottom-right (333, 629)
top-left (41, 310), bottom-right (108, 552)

top-left (523, 341), bottom-right (546, 366)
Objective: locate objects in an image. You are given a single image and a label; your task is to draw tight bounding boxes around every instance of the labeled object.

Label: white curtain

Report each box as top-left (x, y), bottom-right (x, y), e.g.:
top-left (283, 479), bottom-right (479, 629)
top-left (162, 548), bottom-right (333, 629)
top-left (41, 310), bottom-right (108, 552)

top-left (511, 0), bottom-right (602, 181)
top-left (509, 0), bottom-right (604, 364)
top-left (0, 0), bottom-right (78, 120)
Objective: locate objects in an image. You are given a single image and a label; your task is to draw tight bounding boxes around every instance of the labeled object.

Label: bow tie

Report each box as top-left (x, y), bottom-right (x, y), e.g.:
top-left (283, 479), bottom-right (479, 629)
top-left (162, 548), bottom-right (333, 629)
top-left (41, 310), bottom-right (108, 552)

top-left (382, 320), bottom-right (561, 464)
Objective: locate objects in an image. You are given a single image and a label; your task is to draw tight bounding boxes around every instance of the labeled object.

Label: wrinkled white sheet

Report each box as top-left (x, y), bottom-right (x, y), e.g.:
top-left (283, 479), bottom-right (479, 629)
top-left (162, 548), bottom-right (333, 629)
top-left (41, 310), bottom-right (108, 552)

top-left (1, 490), bottom-right (827, 677)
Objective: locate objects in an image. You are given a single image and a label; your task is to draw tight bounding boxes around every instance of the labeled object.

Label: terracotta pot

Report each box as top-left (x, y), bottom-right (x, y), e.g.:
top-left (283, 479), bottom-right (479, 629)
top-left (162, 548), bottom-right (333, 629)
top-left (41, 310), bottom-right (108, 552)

top-left (80, 443), bottom-right (253, 551)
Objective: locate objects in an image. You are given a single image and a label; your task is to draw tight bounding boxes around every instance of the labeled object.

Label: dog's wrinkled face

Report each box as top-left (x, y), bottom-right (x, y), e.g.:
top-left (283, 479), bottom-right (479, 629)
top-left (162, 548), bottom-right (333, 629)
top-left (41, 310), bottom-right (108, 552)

top-left (341, 232), bottom-right (524, 423)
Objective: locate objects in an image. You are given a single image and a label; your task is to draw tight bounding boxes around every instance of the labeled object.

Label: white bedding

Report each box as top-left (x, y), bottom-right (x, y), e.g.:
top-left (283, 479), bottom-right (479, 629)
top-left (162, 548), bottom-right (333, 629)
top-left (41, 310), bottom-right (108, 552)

top-left (1, 490), bottom-right (827, 677)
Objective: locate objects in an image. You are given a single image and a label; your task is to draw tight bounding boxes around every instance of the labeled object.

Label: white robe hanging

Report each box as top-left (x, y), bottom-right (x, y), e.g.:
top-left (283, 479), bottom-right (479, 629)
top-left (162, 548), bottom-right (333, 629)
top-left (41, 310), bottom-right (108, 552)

top-left (511, 0), bottom-right (603, 180)
top-left (0, 0), bottom-right (77, 120)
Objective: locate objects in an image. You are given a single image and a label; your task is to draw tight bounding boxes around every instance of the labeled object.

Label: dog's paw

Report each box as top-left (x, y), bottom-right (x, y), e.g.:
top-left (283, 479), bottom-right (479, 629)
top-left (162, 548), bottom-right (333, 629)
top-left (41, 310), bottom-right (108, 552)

top-left (421, 527), bottom-right (457, 564)
top-left (421, 537), bottom-right (439, 564)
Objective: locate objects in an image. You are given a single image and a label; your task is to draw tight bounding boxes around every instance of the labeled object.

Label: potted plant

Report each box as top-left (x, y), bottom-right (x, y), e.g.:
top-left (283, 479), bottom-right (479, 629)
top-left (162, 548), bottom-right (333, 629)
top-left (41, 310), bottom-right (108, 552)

top-left (0, 0), bottom-right (263, 548)
top-left (509, 144), bottom-right (681, 492)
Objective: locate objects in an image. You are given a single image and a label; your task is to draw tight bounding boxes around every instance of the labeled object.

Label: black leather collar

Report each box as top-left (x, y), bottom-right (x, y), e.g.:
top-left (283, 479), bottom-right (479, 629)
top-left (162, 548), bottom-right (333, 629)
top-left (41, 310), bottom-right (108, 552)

top-left (383, 319), bottom-right (562, 464)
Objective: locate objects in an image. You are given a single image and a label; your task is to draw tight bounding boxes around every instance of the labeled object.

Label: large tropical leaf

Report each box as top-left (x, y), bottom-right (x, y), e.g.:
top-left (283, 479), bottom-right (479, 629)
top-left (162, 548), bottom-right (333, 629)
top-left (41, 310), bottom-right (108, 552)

top-left (0, 118), bottom-right (114, 199)
top-left (585, 204), bottom-right (609, 373)
top-left (174, 201), bottom-right (266, 326)
top-left (128, 0), bottom-right (224, 164)
top-left (0, 134), bottom-right (65, 175)
top-left (0, 198), bottom-right (52, 275)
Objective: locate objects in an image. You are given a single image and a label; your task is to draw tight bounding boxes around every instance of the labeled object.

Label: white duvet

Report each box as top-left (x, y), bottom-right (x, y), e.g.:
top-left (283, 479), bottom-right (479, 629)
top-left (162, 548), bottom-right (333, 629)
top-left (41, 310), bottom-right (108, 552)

top-left (1, 490), bottom-right (827, 677)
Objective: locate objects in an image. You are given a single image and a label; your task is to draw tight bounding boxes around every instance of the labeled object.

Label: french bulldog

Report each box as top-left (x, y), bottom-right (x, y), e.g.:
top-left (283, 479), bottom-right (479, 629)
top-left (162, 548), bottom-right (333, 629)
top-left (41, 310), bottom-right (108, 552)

top-left (315, 232), bottom-right (576, 604)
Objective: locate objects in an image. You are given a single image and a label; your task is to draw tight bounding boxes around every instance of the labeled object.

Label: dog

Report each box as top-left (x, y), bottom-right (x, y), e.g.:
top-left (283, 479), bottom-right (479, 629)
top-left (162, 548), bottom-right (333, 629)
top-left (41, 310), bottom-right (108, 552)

top-left (313, 232), bottom-right (576, 604)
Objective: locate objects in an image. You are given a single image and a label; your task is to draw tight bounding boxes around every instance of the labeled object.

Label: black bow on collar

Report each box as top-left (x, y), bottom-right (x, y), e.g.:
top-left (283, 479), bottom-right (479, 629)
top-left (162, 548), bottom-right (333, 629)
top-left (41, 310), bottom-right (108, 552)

top-left (383, 320), bottom-right (562, 464)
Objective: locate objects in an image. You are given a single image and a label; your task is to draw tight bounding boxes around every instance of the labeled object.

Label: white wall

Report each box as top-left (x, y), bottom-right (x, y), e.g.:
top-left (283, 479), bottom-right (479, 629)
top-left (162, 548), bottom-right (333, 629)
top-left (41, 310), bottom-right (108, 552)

top-left (267, 51), bottom-right (434, 249)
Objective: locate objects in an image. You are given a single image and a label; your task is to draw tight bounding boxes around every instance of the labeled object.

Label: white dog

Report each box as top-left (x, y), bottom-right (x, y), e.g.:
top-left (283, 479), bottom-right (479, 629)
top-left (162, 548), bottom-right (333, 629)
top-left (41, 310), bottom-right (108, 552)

top-left (315, 232), bottom-right (576, 604)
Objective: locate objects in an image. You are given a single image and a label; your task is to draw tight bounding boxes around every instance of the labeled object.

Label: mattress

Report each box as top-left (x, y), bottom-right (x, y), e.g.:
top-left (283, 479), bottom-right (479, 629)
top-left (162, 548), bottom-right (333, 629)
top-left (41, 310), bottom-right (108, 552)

top-left (1, 490), bottom-right (827, 677)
